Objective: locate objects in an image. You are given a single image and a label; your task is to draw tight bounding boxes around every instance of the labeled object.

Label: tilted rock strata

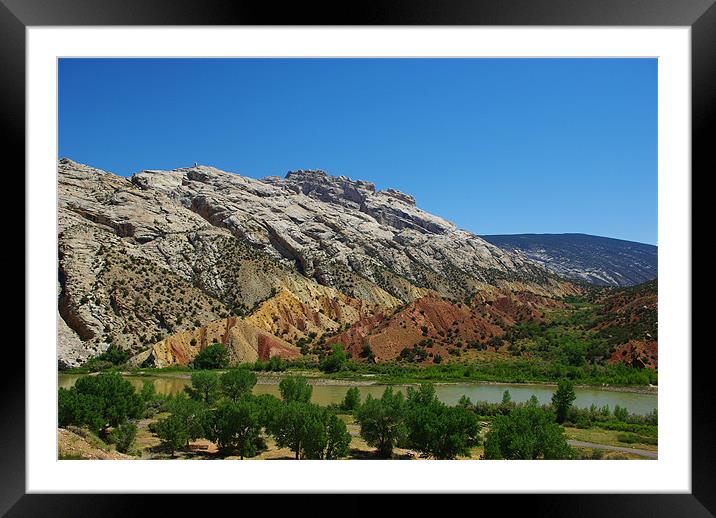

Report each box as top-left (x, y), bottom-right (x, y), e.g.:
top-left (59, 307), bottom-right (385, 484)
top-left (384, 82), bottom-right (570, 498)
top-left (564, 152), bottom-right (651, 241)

top-left (132, 166), bottom-right (568, 301)
top-left (58, 159), bottom-right (574, 368)
top-left (133, 316), bottom-right (301, 369)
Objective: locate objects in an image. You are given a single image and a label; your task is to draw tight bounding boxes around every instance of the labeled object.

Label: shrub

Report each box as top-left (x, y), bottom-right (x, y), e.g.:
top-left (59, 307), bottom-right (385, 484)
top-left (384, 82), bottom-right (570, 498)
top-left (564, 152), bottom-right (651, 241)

top-left (320, 344), bottom-right (347, 373)
top-left (360, 344), bottom-right (375, 361)
top-left (82, 359), bottom-right (115, 372)
top-left (267, 355), bottom-right (286, 372)
top-left (107, 422), bottom-right (137, 453)
top-left (613, 405), bottom-right (630, 422)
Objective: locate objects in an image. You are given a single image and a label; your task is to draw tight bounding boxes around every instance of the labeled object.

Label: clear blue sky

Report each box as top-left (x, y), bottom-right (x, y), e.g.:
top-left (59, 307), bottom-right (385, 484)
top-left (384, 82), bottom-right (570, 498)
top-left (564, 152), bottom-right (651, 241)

top-left (59, 58), bottom-right (657, 245)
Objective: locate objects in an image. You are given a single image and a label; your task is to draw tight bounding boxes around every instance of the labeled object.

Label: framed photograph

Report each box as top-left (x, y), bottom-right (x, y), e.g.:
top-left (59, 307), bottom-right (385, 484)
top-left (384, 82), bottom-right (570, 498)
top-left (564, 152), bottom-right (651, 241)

top-left (5, 0), bottom-right (711, 514)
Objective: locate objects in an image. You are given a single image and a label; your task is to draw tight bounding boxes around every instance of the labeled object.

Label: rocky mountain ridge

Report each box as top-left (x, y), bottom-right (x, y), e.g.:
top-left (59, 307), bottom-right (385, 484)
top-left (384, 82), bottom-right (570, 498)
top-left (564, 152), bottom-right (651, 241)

top-left (57, 159), bottom-right (575, 368)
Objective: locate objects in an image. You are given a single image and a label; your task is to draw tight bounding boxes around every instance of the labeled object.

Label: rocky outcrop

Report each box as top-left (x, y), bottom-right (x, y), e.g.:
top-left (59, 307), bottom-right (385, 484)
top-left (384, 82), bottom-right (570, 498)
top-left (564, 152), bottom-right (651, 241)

top-left (608, 340), bottom-right (658, 370)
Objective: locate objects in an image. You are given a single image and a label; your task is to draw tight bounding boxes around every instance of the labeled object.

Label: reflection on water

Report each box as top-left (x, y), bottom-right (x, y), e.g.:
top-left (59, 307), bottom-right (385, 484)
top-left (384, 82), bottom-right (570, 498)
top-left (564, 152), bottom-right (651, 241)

top-left (58, 373), bottom-right (657, 415)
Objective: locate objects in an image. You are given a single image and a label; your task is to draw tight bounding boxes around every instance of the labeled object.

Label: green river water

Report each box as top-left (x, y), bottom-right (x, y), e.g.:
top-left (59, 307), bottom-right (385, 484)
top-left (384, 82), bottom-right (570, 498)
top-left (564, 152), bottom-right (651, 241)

top-left (58, 373), bottom-right (657, 415)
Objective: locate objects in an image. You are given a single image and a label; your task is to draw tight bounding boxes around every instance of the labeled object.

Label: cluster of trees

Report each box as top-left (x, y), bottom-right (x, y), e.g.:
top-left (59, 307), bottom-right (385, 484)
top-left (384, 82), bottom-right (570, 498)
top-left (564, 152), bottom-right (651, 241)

top-left (59, 370), bottom-right (646, 461)
top-left (505, 320), bottom-right (611, 367)
top-left (483, 402), bottom-right (574, 459)
top-left (58, 372), bottom-right (151, 453)
top-left (354, 383), bottom-right (481, 459)
top-left (457, 380), bottom-right (577, 459)
top-left (464, 380), bottom-right (576, 423)
top-left (153, 372), bottom-right (352, 459)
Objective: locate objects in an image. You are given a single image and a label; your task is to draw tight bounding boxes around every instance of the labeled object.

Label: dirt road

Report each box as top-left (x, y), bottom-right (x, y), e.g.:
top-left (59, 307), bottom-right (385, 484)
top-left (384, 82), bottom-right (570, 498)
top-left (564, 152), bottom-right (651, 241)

top-left (567, 440), bottom-right (657, 459)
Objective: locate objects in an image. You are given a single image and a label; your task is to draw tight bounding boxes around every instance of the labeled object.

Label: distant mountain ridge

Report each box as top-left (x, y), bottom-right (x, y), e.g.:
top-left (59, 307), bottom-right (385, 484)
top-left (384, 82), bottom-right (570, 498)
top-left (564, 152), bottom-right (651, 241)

top-left (480, 233), bottom-right (657, 287)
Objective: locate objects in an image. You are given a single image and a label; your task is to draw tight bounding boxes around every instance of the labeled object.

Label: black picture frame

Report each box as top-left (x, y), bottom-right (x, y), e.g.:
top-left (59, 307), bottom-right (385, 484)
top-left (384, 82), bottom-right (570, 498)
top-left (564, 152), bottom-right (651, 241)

top-left (4, 0), bottom-right (710, 514)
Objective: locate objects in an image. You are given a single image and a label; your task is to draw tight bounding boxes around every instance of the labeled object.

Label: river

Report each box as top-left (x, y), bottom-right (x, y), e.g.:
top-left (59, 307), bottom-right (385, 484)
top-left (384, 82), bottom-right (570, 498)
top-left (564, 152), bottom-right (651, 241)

top-left (58, 373), bottom-right (657, 415)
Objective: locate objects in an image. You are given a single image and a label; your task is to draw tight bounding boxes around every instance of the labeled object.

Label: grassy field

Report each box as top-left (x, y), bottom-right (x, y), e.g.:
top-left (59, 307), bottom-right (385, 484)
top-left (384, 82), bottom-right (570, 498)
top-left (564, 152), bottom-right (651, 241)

top-left (563, 426), bottom-right (658, 453)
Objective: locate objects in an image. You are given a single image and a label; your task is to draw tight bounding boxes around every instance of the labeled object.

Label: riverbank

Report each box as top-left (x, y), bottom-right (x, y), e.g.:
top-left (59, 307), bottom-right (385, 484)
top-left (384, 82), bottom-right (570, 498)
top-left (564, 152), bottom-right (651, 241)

top-left (59, 371), bottom-right (658, 415)
top-left (60, 366), bottom-right (658, 394)
top-left (114, 369), bottom-right (659, 395)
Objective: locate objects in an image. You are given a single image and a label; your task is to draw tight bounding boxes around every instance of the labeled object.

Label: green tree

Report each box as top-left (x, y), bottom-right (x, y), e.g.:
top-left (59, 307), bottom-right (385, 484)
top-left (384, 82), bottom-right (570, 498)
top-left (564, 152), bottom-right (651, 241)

top-left (185, 371), bottom-right (220, 404)
top-left (83, 345), bottom-right (131, 371)
top-left (58, 388), bottom-right (105, 434)
top-left (208, 398), bottom-right (264, 459)
top-left (167, 395), bottom-right (207, 445)
top-left (253, 393), bottom-right (283, 430)
top-left (220, 369), bottom-right (257, 401)
top-left (156, 414), bottom-right (189, 455)
top-left (483, 406), bottom-right (574, 460)
top-left (355, 387), bottom-right (406, 458)
top-left (155, 396), bottom-right (207, 454)
top-left (562, 340), bottom-right (588, 366)
top-left (406, 383), bottom-right (437, 407)
top-left (58, 372), bottom-right (144, 435)
top-left (324, 413), bottom-right (351, 459)
top-left (320, 344), bottom-right (348, 373)
top-left (269, 402), bottom-right (351, 460)
top-left (98, 344), bottom-right (130, 365)
top-left (192, 343), bottom-right (229, 369)
top-left (551, 378), bottom-right (576, 424)
top-left (270, 401), bottom-right (326, 459)
top-left (279, 376), bottom-right (313, 404)
top-left (341, 387), bottom-right (361, 412)
top-left (404, 383), bottom-right (480, 459)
